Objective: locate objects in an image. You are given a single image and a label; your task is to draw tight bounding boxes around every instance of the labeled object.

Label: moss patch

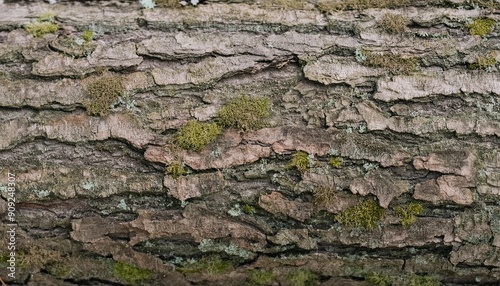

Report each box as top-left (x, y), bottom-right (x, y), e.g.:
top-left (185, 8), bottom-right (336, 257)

top-left (470, 52), bottom-right (496, 70)
top-left (328, 157), bottom-right (342, 168)
top-left (242, 204), bottom-right (255, 214)
top-left (286, 269), bottom-right (319, 286)
top-left (248, 269), bottom-right (274, 285)
top-left (24, 21), bottom-right (58, 38)
top-left (175, 120), bottom-right (221, 152)
top-left (286, 151), bottom-right (310, 172)
top-left (313, 186), bottom-right (335, 206)
top-left (217, 95), bottom-right (270, 131)
top-left (81, 30), bottom-right (94, 42)
top-left (394, 202), bottom-right (423, 228)
top-left (378, 13), bottom-right (406, 34)
top-left (260, 0), bottom-right (308, 9)
top-left (467, 17), bottom-right (496, 36)
top-left (317, 0), bottom-right (407, 12)
top-left (83, 75), bottom-right (124, 116)
top-left (113, 261), bottom-right (152, 285)
top-left (177, 255), bottom-right (232, 276)
top-left (165, 161), bottom-right (187, 179)
top-left (408, 275), bottom-right (441, 286)
top-left (365, 272), bottom-right (391, 286)
top-left (336, 200), bottom-right (386, 230)
top-left (364, 51), bottom-right (419, 75)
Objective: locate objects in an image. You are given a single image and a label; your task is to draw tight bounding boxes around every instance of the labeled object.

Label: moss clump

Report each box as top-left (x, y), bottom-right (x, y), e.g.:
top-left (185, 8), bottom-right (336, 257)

top-left (467, 17), bottom-right (496, 36)
top-left (24, 21), bottom-right (58, 38)
top-left (313, 187), bottom-right (335, 206)
top-left (83, 75), bottom-right (124, 116)
top-left (286, 269), bottom-right (319, 286)
top-left (317, 0), bottom-right (407, 12)
top-left (365, 272), bottom-right (391, 286)
top-left (470, 52), bottom-right (496, 70)
top-left (175, 120), bottom-right (221, 152)
top-left (242, 204), bottom-right (255, 214)
top-left (156, 0), bottom-right (182, 8)
top-left (217, 95), bottom-right (270, 131)
top-left (286, 151), bottom-right (310, 172)
top-left (394, 202), bottom-right (423, 228)
top-left (336, 200), bottom-right (386, 230)
top-left (81, 30), bottom-right (94, 42)
top-left (177, 256), bottom-right (232, 276)
top-left (248, 269), bottom-right (274, 285)
top-left (408, 275), bottom-right (441, 286)
top-left (364, 51), bottom-right (419, 75)
top-left (165, 161), bottom-right (187, 179)
top-left (379, 13), bottom-right (406, 34)
top-left (328, 157), bottom-right (342, 168)
top-left (113, 261), bottom-right (152, 285)
top-left (260, 0), bottom-right (307, 9)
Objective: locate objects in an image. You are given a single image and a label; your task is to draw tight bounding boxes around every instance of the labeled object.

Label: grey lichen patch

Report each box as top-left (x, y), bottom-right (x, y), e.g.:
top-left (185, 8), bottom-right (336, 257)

top-left (198, 238), bottom-right (256, 260)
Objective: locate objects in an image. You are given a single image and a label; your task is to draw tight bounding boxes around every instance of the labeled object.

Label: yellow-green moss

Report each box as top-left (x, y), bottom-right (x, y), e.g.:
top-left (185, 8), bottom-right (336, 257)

top-left (467, 17), bottom-right (496, 36)
top-left (175, 120), bottom-right (221, 152)
top-left (38, 12), bottom-right (56, 22)
top-left (470, 52), bottom-right (496, 70)
top-left (177, 256), bottom-right (231, 276)
top-left (328, 157), bottom-right (342, 168)
top-left (364, 51), bottom-right (419, 75)
top-left (242, 204), bottom-right (255, 214)
top-left (24, 21), bottom-right (58, 38)
top-left (81, 30), bottom-right (94, 42)
top-left (408, 275), bottom-right (441, 286)
top-left (317, 0), bottom-right (407, 12)
top-left (217, 95), bottom-right (270, 131)
top-left (313, 187), bottom-right (335, 206)
top-left (394, 202), bottom-right (423, 228)
top-left (113, 261), bottom-right (152, 285)
top-left (286, 151), bottom-right (310, 172)
top-left (83, 75), bottom-right (124, 116)
top-left (286, 269), bottom-right (319, 286)
top-left (336, 200), bottom-right (386, 230)
top-left (379, 13), bottom-right (406, 34)
top-left (249, 269), bottom-right (274, 286)
top-left (165, 161), bottom-right (187, 179)
top-left (365, 272), bottom-right (391, 286)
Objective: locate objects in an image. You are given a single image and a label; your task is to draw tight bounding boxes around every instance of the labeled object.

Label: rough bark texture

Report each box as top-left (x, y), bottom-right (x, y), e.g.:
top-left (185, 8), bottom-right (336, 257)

top-left (0, 0), bottom-right (500, 285)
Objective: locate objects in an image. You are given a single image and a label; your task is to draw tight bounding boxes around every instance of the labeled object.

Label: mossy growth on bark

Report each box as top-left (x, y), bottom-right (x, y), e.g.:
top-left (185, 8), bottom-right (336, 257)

top-left (286, 151), bottom-right (311, 172)
top-left (365, 272), bottom-right (391, 286)
top-left (83, 75), bottom-right (124, 116)
top-left (286, 269), bottom-right (319, 286)
top-left (81, 30), bottom-right (94, 42)
top-left (165, 161), bottom-right (187, 179)
top-left (335, 200), bottom-right (386, 230)
top-left (177, 255), bottom-right (232, 276)
top-left (24, 13), bottom-right (59, 38)
top-left (408, 275), bottom-right (441, 286)
top-left (467, 17), bottom-right (496, 36)
top-left (175, 120), bottom-right (221, 152)
top-left (217, 95), bottom-right (270, 131)
top-left (242, 204), bottom-right (255, 215)
top-left (363, 51), bottom-right (419, 75)
top-left (394, 202), bottom-right (423, 228)
top-left (156, 0), bottom-right (182, 8)
top-left (470, 52), bottom-right (497, 70)
top-left (112, 261), bottom-right (152, 285)
top-left (378, 13), bottom-right (407, 34)
top-left (248, 269), bottom-right (274, 285)
top-left (328, 157), bottom-right (342, 168)
top-left (312, 186), bottom-right (335, 206)
top-left (317, 0), bottom-right (407, 12)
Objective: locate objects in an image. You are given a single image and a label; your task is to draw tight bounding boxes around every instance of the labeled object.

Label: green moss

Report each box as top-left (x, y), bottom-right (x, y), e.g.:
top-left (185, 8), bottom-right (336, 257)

top-left (467, 17), bottom-right (496, 36)
top-left (286, 151), bottom-right (310, 172)
top-left (38, 12), bottom-right (56, 22)
top-left (81, 30), bottom-right (94, 42)
top-left (242, 204), bottom-right (255, 214)
top-left (313, 186), bottom-right (334, 206)
top-left (83, 75), bottom-right (124, 116)
top-left (470, 52), bottom-right (496, 70)
top-left (24, 21), bottom-right (59, 38)
top-left (365, 272), bottom-right (391, 286)
top-left (364, 51), bottom-right (419, 75)
top-left (175, 120), bottom-right (221, 152)
top-left (217, 95), bottom-right (270, 131)
top-left (113, 261), bottom-right (152, 285)
top-left (328, 157), bottom-right (342, 168)
top-left (408, 275), bottom-right (441, 286)
top-left (286, 269), bottom-right (319, 286)
top-left (248, 269), bottom-right (274, 286)
top-left (379, 13), bottom-right (406, 34)
top-left (177, 256), bottom-right (231, 276)
top-left (336, 200), bottom-right (386, 230)
top-left (165, 161), bottom-right (187, 179)
top-left (394, 202), bottom-right (423, 228)
top-left (317, 0), bottom-right (407, 12)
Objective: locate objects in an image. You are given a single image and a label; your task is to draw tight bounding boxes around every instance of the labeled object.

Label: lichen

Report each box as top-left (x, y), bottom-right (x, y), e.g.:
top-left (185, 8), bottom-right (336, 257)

top-left (177, 255), bottom-right (232, 275)
top-left (394, 202), bottom-right (423, 228)
top-left (198, 239), bottom-right (256, 260)
top-left (248, 269), bottom-right (274, 286)
top-left (379, 13), bottom-right (406, 34)
top-left (286, 151), bottom-right (311, 172)
top-left (217, 95), bottom-right (270, 131)
top-left (83, 75), bottom-right (124, 116)
top-left (467, 17), bottom-right (496, 37)
top-left (112, 261), bottom-right (152, 285)
top-left (286, 269), bottom-right (319, 286)
top-left (175, 120), bottom-right (221, 151)
top-left (165, 161), bottom-right (187, 179)
top-left (336, 200), bottom-right (386, 230)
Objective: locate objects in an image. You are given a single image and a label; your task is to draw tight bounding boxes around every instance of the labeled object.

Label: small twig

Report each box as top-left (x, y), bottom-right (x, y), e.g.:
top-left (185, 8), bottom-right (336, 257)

top-left (0, 276), bottom-right (7, 286)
